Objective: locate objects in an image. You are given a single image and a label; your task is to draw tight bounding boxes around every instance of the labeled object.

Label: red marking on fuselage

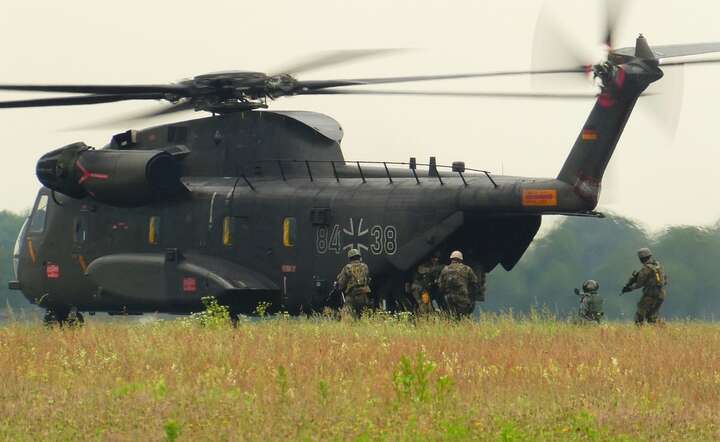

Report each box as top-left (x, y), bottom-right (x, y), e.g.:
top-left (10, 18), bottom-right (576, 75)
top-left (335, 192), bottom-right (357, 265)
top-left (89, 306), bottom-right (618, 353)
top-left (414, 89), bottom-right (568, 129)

top-left (614, 68), bottom-right (626, 88)
top-left (76, 160), bottom-right (109, 184)
top-left (46, 263), bottom-right (60, 279)
top-left (182, 277), bottom-right (197, 292)
top-left (598, 92), bottom-right (615, 108)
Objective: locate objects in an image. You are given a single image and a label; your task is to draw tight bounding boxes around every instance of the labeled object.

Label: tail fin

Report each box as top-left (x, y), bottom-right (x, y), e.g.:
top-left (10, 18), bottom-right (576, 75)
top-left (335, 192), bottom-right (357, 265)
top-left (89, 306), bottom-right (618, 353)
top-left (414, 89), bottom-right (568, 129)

top-left (556, 90), bottom-right (641, 202)
top-left (557, 35), bottom-right (659, 205)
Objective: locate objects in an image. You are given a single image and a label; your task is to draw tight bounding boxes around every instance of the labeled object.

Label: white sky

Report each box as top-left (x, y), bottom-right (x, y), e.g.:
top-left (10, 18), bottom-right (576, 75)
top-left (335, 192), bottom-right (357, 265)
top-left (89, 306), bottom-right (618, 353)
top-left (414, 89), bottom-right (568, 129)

top-left (1, 0), bottom-right (719, 230)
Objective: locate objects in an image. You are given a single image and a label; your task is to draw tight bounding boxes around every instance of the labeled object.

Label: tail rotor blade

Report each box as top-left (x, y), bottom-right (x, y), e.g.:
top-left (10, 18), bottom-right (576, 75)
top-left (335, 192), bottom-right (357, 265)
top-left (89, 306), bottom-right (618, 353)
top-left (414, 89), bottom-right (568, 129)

top-left (531, 2), bottom-right (596, 90)
top-left (604, 0), bottom-right (629, 49)
top-left (639, 65), bottom-right (685, 145)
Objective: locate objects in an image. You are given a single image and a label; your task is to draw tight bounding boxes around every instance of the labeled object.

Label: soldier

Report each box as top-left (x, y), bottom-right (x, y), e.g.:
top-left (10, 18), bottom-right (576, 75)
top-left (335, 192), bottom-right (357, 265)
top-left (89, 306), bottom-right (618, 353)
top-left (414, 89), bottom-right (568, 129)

top-left (574, 279), bottom-right (604, 323)
top-left (410, 252), bottom-right (443, 316)
top-left (335, 248), bottom-right (372, 318)
top-left (621, 247), bottom-right (667, 325)
top-left (438, 250), bottom-right (480, 318)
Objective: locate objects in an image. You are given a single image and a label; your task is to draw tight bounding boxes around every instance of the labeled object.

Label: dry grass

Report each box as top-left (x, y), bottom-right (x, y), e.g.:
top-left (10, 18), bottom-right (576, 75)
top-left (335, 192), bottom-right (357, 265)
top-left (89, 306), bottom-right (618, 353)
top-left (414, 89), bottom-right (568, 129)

top-left (1, 314), bottom-right (719, 441)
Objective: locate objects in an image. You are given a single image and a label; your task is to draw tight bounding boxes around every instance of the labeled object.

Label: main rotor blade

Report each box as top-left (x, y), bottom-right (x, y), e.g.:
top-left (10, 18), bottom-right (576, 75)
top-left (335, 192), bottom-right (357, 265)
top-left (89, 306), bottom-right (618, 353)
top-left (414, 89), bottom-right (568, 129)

top-left (0, 93), bottom-right (167, 109)
top-left (300, 88), bottom-right (598, 99)
top-left (271, 49), bottom-right (407, 76)
top-left (614, 42), bottom-right (720, 59)
top-left (72, 100), bottom-right (197, 130)
top-left (660, 58), bottom-right (720, 67)
top-left (297, 68), bottom-right (586, 91)
top-left (0, 84), bottom-right (188, 95)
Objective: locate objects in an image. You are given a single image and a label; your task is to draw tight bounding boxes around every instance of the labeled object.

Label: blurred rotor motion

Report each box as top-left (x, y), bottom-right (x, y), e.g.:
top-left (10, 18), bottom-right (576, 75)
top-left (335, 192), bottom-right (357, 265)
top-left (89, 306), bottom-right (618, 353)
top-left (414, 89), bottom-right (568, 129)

top-left (531, 0), bottom-right (720, 139)
top-left (1, 0), bottom-right (720, 130)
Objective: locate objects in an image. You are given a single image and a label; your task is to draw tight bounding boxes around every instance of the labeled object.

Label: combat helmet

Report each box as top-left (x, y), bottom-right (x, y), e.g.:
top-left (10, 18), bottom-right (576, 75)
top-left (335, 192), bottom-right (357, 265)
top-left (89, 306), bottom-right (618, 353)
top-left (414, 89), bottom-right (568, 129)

top-left (637, 248), bottom-right (652, 260)
top-left (450, 250), bottom-right (463, 261)
top-left (582, 279), bottom-right (599, 293)
top-left (347, 248), bottom-right (361, 260)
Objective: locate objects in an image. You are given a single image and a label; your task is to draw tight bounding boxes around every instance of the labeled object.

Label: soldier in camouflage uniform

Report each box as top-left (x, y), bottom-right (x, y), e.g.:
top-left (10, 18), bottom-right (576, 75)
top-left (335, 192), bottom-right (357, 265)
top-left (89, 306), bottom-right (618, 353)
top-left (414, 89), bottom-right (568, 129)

top-left (574, 279), bottom-right (604, 323)
top-left (336, 248), bottom-right (372, 318)
top-left (621, 247), bottom-right (667, 325)
top-left (410, 252), bottom-right (444, 316)
top-left (438, 250), bottom-right (480, 318)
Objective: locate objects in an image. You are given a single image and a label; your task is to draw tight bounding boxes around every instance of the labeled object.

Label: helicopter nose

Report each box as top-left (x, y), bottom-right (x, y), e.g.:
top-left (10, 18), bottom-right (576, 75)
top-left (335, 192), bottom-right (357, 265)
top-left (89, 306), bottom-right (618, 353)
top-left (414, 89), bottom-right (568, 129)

top-left (36, 142), bottom-right (87, 199)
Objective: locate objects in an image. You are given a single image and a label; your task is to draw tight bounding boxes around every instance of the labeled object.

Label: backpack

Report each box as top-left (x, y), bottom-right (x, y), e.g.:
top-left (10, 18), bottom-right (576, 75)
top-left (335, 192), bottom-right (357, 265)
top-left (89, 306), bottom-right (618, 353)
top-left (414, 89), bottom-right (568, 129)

top-left (646, 262), bottom-right (666, 288)
top-left (348, 263), bottom-right (368, 289)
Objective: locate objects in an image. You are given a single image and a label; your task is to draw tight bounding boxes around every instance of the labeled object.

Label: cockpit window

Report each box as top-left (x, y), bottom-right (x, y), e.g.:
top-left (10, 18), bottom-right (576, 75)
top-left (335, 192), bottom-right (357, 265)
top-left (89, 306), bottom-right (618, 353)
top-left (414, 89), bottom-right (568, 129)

top-left (28, 195), bottom-right (49, 234)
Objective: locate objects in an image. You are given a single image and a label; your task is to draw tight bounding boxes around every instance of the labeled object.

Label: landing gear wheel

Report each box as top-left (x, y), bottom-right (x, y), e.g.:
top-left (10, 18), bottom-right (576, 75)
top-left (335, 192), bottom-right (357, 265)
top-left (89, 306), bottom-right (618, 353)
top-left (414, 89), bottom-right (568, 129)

top-left (66, 307), bottom-right (84, 327)
top-left (43, 306), bottom-right (84, 327)
top-left (43, 310), bottom-right (61, 327)
top-left (68, 310), bottom-right (85, 326)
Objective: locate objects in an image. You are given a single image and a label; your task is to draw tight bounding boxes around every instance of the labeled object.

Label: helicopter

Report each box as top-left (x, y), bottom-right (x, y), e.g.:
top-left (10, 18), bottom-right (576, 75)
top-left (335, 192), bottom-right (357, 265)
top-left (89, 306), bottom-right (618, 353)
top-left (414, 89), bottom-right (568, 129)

top-left (5, 9), bottom-right (720, 323)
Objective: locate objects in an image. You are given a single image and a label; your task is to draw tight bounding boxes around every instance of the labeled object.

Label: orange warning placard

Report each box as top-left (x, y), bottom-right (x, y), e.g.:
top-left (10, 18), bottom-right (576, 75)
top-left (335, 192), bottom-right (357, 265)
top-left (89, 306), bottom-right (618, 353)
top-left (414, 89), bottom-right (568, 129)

top-left (522, 189), bottom-right (558, 207)
top-left (581, 129), bottom-right (598, 141)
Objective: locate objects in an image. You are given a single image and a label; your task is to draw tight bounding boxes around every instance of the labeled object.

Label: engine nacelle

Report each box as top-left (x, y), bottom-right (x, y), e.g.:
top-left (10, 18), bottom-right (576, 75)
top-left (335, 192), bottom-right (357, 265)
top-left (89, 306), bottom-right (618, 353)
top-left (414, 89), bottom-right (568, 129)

top-left (36, 142), bottom-right (184, 207)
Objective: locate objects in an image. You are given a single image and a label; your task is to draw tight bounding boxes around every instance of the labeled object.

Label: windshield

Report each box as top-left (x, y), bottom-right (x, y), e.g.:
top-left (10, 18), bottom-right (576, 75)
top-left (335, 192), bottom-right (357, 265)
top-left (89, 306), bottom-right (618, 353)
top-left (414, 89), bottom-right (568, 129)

top-left (12, 218), bottom-right (28, 279)
top-left (28, 194), bottom-right (49, 233)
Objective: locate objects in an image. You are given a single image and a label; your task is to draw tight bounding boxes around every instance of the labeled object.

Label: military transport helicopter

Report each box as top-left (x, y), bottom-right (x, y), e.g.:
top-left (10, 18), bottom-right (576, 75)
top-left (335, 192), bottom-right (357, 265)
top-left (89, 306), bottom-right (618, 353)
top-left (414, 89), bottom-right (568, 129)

top-left (5, 8), bottom-right (720, 323)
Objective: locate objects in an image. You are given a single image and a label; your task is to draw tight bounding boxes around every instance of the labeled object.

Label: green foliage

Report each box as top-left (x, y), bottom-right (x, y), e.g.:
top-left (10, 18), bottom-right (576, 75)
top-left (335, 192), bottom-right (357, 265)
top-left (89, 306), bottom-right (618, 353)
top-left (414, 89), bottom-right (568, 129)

top-left (488, 215), bottom-right (720, 320)
top-left (392, 351), bottom-right (437, 403)
top-left (163, 419), bottom-right (181, 442)
top-left (255, 301), bottom-right (271, 317)
top-left (318, 379), bottom-right (329, 405)
top-left (184, 296), bottom-right (230, 327)
top-left (276, 365), bottom-right (289, 399)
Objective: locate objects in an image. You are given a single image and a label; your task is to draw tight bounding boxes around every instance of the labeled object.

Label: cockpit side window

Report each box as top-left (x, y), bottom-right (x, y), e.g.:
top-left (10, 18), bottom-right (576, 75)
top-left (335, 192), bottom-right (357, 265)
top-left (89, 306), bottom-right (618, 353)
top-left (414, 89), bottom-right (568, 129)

top-left (28, 195), bottom-right (49, 234)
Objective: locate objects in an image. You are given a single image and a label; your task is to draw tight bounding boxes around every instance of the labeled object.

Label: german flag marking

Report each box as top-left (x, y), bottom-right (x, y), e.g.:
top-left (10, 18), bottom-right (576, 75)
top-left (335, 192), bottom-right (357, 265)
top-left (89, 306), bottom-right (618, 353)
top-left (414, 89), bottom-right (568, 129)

top-left (522, 189), bottom-right (558, 207)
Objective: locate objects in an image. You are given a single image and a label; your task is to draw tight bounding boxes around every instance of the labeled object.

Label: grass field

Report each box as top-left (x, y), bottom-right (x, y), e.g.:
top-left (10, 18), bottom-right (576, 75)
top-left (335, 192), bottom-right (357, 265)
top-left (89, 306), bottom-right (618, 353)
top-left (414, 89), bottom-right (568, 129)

top-left (1, 313), bottom-right (719, 441)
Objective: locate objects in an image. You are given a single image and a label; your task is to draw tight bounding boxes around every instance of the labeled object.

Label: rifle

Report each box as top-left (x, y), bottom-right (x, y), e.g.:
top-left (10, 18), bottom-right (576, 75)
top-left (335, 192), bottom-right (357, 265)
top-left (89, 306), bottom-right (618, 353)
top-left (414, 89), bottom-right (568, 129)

top-left (621, 271), bottom-right (639, 295)
top-left (325, 282), bottom-right (345, 310)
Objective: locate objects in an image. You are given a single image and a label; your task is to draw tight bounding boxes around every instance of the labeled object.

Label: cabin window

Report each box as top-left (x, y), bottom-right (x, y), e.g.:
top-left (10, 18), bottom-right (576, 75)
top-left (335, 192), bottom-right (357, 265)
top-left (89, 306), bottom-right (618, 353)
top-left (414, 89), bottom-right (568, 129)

top-left (222, 216), bottom-right (233, 247)
top-left (148, 216), bottom-right (161, 245)
top-left (29, 195), bottom-right (49, 233)
top-left (283, 217), bottom-right (297, 248)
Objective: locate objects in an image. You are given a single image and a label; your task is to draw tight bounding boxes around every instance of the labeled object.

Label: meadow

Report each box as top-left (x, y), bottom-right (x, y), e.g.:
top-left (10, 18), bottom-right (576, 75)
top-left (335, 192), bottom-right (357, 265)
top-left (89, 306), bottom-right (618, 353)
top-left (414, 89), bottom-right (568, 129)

top-left (1, 312), bottom-right (719, 441)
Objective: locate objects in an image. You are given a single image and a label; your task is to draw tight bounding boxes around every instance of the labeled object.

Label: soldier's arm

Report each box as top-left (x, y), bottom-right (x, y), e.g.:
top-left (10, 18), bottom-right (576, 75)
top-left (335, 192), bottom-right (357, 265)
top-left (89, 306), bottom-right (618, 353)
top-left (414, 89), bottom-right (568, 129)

top-left (336, 266), bottom-right (348, 290)
top-left (630, 267), bottom-right (651, 290)
top-left (363, 263), bottom-right (372, 286)
top-left (437, 268), bottom-right (447, 291)
top-left (469, 267), bottom-right (480, 290)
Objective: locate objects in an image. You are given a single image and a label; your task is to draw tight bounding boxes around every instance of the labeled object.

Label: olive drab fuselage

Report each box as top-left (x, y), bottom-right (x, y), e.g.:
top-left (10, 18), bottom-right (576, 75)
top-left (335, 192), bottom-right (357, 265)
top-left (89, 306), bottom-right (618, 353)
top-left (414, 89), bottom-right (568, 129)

top-left (12, 50), bottom-right (659, 317)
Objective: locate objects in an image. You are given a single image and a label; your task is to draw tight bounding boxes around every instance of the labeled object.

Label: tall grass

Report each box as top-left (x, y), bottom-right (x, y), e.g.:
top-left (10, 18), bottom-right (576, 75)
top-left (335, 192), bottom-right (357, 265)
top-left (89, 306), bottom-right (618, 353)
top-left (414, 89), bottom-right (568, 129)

top-left (0, 314), bottom-right (719, 440)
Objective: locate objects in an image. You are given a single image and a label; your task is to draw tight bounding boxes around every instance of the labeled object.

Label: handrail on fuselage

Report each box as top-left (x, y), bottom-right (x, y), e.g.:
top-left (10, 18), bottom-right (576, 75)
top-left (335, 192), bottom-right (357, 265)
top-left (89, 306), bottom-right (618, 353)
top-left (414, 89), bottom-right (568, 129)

top-left (250, 159), bottom-right (499, 188)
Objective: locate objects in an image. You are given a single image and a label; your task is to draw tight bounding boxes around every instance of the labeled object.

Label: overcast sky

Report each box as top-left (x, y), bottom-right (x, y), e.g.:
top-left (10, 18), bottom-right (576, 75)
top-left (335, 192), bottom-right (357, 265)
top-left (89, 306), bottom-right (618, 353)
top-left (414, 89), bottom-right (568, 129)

top-left (1, 0), bottom-right (719, 231)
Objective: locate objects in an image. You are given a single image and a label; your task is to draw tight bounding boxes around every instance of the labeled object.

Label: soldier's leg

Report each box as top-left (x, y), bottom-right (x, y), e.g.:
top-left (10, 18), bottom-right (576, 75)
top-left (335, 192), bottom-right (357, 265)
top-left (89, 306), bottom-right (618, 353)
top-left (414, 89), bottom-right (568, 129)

top-left (444, 295), bottom-right (459, 319)
top-left (457, 297), bottom-right (474, 318)
top-left (343, 294), bottom-right (361, 319)
top-left (446, 295), bottom-right (472, 320)
top-left (646, 297), bottom-right (664, 324)
top-left (635, 296), bottom-right (653, 325)
top-left (432, 290), bottom-right (449, 312)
